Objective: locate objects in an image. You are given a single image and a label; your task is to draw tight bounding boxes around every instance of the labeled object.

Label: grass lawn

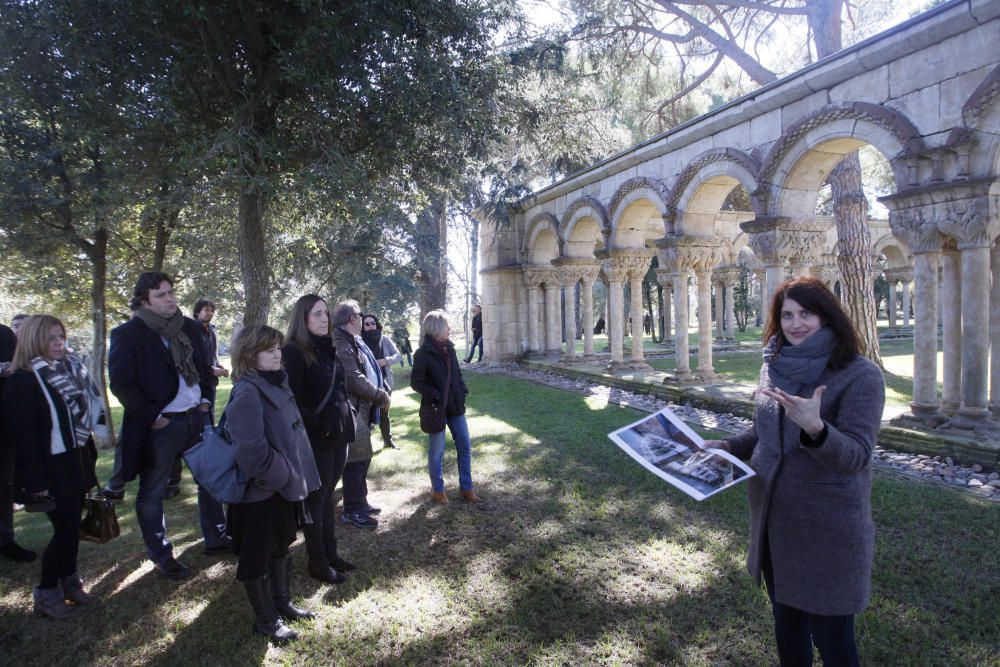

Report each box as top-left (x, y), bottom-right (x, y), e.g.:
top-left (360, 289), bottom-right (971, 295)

top-left (1, 368), bottom-right (997, 665)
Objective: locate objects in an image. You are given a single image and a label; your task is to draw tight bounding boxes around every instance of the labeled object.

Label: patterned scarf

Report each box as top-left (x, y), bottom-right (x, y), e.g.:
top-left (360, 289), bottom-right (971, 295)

top-left (135, 306), bottom-right (200, 385)
top-left (32, 354), bottom-right (93, 449)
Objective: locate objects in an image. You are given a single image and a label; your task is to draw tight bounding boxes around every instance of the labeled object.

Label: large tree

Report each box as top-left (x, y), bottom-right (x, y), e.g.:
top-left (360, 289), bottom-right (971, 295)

top-left (137, 0), bottom-right (520, 325)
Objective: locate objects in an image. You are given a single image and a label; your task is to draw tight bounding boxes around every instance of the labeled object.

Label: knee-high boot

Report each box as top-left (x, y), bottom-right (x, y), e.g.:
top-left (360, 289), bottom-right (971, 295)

top-left (269, 558), bottom-right (314, 621)
top-left (302, 522), bottom-right (345, 584)
top-left (243, 575), bottom-right (297, 644)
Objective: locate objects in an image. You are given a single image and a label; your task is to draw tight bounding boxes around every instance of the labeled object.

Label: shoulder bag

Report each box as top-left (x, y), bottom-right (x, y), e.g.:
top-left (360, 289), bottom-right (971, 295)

top-left (182, 389), bottom-right (256, 504)
top-left (419, 352), bottom-right (451, 434)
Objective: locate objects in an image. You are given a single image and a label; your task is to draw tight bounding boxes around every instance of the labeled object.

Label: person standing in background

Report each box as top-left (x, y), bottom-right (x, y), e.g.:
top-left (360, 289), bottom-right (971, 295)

top-left (463, 305), bottom-right (483, 364)
top-left (361, 314), bottom-right (400, 450)
top-left (0, 320), bottom-right (36, 563)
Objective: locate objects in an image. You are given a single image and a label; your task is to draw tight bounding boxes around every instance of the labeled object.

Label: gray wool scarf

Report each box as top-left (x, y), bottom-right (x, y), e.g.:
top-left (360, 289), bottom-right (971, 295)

top-left (135, 307), bottom-right (200, 386)
top-left (764, 326), bottom-right (836, 394)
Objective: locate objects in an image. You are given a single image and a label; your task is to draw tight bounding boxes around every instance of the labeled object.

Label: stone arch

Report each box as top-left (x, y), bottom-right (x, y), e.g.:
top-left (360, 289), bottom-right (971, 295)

top-left (670, 148), bottom-right (762, 237)
top-left (523, 212), bottom-right (560, 264)
top-left (757, 102), bottom-right (926, 219)
top-left (560, 196), bottom-right (609, 258)
top-left (607, 176), bottom-right (672, 249)
top-left (873, 233), bottom-right (911, 268)
top-left (962, 64), bottom-right (1000, 179)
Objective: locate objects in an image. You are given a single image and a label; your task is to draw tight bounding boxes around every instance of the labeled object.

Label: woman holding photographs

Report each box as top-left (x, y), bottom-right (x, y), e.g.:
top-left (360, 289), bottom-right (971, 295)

top-left (705, 277), bottom-right (884, 666)
top-left (3, 315), bottom-right (100, 619)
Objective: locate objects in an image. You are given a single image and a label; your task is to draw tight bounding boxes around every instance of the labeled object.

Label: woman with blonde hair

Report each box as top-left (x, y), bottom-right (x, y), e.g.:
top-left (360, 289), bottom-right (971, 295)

top-left (410, 310), bottom-right (480, 504)
top-left (224, 324), bottom-right (321, 644)
top-left (3, 315), bottom-right (99, 619)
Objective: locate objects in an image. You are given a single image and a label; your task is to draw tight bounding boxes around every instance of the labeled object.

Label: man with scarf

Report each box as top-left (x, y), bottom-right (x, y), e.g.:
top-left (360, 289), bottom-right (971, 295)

top-left (109, 272), bottom-right (230, 580)
top-left (331, 301), bottom-right (390, 529)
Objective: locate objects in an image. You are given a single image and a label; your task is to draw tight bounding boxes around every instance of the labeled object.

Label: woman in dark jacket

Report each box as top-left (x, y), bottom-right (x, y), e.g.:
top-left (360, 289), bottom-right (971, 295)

top-left (410, 310), bottom-right (480, 505)
top-left (705, 277), bottom-right (884, 666)
top-left (224, 325), bottom-right (322, 644)
top-left (3, 315), bottom-right (100, 619)
top-left (282, 295), bottom-right (354, 583)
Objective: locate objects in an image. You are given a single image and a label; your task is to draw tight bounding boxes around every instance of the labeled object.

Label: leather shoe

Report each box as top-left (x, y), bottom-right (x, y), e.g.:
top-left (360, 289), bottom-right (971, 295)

top-left (154, 556), bottom-right (191, 580)
top-left (460, 489), bottom-right (482, 503)
top-left (98, 487), bottom-right (125, 502)
top-left (430, 491), bottom-right (449, 505)
top-left (1, 541), bottom-right (37, 563)
top-left (204, 537), bottom-right (233, 555)
top-left (307, 560), bottom-right (345, 585)
top-left (329, 555), bottom-right (356, 572)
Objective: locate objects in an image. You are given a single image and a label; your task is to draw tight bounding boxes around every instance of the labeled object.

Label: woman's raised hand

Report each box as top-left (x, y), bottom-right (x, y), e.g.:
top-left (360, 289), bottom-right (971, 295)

top-left (760, 385), bottom-right (826, 437)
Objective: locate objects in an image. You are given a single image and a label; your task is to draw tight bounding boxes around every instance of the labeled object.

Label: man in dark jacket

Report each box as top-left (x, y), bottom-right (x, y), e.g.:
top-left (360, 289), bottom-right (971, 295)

top-left (0, 322), bottom-right (36, 562)
top-left (332, 300), bottom-right (390, 529)
top-left (463, 305), bottom-right (483, 364)
top-left (109, 272), bottom-right (229, 579)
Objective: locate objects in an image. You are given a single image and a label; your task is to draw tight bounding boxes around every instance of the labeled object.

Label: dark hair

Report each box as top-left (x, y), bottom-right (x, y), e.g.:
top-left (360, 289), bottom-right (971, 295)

top-left (332, 300), bottom-right (361, 327)
top-left (285, 294), bottom-right (327, 365)
top-left (130, 271), bottom-right (173, 310)
top-left (11, 313), bottom-right (28, 323)
top-left (362, 313), bottom-right (382, 332)
top-left (193, 299), bottom-right (216, 317)
top-left (231, 324), bottom-right (283, 380)
top-left (763, 276), bottom-right (860, 369)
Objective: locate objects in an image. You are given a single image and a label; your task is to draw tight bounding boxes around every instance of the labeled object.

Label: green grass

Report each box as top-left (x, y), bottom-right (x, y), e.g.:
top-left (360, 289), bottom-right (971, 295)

top-left (1, 368), bottom-right (997, 665)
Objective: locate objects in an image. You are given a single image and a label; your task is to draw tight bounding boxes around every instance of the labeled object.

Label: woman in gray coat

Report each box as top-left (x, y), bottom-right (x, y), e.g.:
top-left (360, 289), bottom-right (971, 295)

top-left (705, 277), bottom-right (884, 666)
top-left (224, 325), bottom-right (321, 645)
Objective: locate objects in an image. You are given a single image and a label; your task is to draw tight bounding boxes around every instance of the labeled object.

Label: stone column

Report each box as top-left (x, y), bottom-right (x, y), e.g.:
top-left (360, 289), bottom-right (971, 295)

top-left (624, 254), bottom-right (653, 370)
top-left (715, 267), bottom-right (740, 340)
top-left (886, 202), bottom-right (945, 421)
top-left (991, 244), bottom-right (1000, 416)
top-left (655, 269), bottom-right (673, 345)
top-left (673, 272), bottom-right (691, 378)
top-left (524, 279), bottom-right (541, 354)
top-left (940, 195), bottom-right (999, 426)
top-left (543, 279), bottom-right (561, 354)
top-left (900, 276), bottom-right (912, 327)
top-left (559, 268), bottom-right (579, 362)
top-left (602, 258), bottom-right (628, 369)
top-left (940, 249), bottom-right (962, 413)
top-left (580, 267), bottom-right (600, 360)
top-left (713, 278), bottom-right (724, 340)
top-left (695, 268), bottom-right (718, 380)
top-left (754, 269), bottom-right (767, 323)
top-left (887, 277), bottom-right (897, 328)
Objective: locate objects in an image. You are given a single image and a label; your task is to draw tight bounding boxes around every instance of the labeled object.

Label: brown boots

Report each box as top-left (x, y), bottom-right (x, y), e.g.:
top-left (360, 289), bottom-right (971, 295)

top-left (431, 491), bottom-right (449, 505)
top-left (460, 490), bottom-right (482, 503)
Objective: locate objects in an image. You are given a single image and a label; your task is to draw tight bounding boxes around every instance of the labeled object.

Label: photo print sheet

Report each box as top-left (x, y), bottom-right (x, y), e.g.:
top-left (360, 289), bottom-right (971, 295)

top-left (608, 407), bottom-right (756, 501)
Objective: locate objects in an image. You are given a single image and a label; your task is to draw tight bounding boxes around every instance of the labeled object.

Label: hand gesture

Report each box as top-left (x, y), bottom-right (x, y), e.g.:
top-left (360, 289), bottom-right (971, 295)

top-left (701, 439), bottom-right (731, 453)
top-left (760, 385), bottom-right (826, 437)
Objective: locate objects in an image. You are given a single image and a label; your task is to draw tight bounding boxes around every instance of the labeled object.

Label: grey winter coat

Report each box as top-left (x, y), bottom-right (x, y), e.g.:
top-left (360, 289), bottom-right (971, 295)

top-left (334, 326), bottom-right (389, 463)
top-left (725, 354), bottom-right (884, 616)
top-left (224, 374), bottom-right (321, 504)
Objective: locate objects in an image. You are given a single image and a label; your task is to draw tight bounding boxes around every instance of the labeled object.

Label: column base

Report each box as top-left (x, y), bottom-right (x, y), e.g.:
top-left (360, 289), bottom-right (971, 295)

top-left (696, 370), bottom-right (720, 383)
top-left (629, 361), bottom-right (653, 373)
top-left (561, 354), bottom-right (580, 364)
top-left (939, 400), bottom-right (960, 415)
top-left (662, 370), bottom-right (694, 383)
top-left (948, 407), bottom-right (995, 429)
top-left (607, 360), bottom-right (631, 374)
top-left (908, 402), bottom-right (944, 421)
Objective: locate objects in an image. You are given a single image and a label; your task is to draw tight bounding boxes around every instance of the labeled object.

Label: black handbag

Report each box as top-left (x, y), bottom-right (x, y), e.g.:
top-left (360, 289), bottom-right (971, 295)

top-left (80, 493), bottom-right (120, 544)
top-left (315, 356), bottom-right (357, 445)
top-left (419, 352), bottom-right (451, 434)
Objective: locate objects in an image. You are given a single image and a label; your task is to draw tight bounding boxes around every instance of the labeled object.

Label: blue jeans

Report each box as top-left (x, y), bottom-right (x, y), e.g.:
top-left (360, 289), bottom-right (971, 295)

top-left (464, 335), bottom-right (483, 362)
top-left (427, 415), bottom-right (473, 492)
top-left (135, 410), bottom-right (227, 563)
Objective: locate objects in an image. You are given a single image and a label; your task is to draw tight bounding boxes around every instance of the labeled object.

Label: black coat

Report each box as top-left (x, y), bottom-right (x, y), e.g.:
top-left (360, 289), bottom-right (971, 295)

top-left (0, 324), bottom-right (16, 482)
top-left (3, 368), bottom-right (97, 499)
top-left (471, 313), bottom-right (482, 339)
top-left (410, 336), bottom-right (468, 417)
top-left (282, 339), bottom-right (355, 445)
top-left (108, 316), bottom-right (213, 482)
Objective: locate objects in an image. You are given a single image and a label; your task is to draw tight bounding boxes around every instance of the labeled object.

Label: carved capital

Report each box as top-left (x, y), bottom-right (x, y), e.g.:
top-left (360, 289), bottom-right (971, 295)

top-left (714, 266), bottom-right (741, 288)
top-left (655, 235), bottom-right (726, 273)
top-left (654, 268), bottom-right (675, 289)
top-left (522, 266), bottom-right (559, 289)
top-left (740, 217), bottom-right (829, 266)
top-left (939, 195), bottom-right (999, 249)
top-left (889, 206), bottom-right (944, 254)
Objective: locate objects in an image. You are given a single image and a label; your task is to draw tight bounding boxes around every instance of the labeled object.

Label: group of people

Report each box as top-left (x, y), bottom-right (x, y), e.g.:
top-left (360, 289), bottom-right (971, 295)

top-left (1, 270), bottom-right (481, 645)
top-left (2, 269), bottom-right (882, 664)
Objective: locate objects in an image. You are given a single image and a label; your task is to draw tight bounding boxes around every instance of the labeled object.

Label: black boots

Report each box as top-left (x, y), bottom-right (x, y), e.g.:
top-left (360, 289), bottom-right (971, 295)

top-left (243, 575), bottom-right (298, 644)
top-left (269, 558), bottom-right (315, 621)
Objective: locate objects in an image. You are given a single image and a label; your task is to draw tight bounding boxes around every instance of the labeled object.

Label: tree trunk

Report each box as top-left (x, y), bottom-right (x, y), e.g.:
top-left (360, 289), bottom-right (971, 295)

top-left (86, 228), bottom-right (115, 448)
top-left (829, 154), bottom-right (881, 364)
top-left (809, 0), bottom-right (881, 366)
top-left (415, 193), bottom-right (449, 319)
top-left (237, 186), bottom-right (272, 325)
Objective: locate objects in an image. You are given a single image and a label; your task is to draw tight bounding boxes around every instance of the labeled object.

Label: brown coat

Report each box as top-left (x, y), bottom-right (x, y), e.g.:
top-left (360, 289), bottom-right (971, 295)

top-left (333, 326), bottom-right (388, 462)
top-left (725, 354), bottom-right (884, 616)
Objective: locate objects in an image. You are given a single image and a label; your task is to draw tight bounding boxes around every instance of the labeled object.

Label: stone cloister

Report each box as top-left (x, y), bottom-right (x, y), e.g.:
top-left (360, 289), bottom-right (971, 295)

top-left (479, 0), bottom-right (1000, 427)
